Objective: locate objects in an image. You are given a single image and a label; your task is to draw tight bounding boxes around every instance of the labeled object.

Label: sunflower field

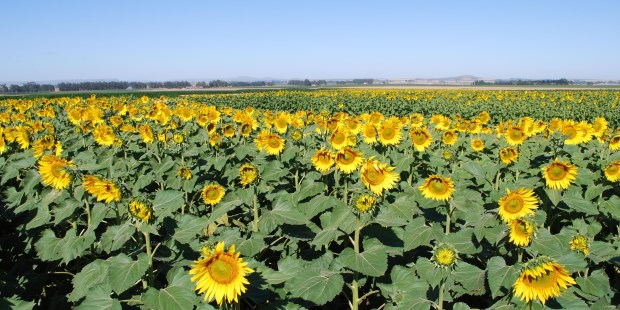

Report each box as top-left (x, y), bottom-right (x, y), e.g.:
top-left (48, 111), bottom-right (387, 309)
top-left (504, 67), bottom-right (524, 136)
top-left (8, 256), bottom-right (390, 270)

top-left (0, 90), bottom-right (619, 309)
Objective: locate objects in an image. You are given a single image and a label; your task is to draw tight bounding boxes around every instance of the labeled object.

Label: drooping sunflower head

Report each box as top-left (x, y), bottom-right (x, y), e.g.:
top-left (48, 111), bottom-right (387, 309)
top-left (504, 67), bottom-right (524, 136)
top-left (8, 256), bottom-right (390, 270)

top-left (290, 129), bottom-right (303, 141)
top-left (508, 217), bottom-right (536, 247)
top-left (353, 194), bottom-right (377, 214)
top-left (499, 147), bottom-right (519, 165)
top-left (177, 166), bottom-right (192, 180)
top-left (93, 179), bottom-right (123, 204)
top-left (513, 256), bottom-right (576, 304)
top-left (418, 175), bottom-right (455, 201)
top-left (542, 159), bottom-right (578, 190)
top-left (311, 149), bottom-right (335, 173)
top-left (471, 138), bottom-right (484, 152)
top-left (222, 124), bottom-right (236, 138)
top-left (202, 184), bottom-right (226, 206)
top-left (239, 163), bottom-right (258, 187)
top-left (604, 161), bottom-right (620, 182)
top-left (38, 155), bottom-right (75, 190)
top-left (335, 147), bottom-right (363, 174)
top-left (498, 188), bottom-right (539, 223)
top-left (128, 198), bottom-right (153, 223)
top-left (441, 130), bottom-right (457, 145)
top-left (189, 242), bottom-right (254, 305)
top-left (432, 243), bottom-right (458, 269)
top-left (359, 158), bottom-right (399, 196)
top-left (570, 234), bottom-right (589, 255)
top-left (410, 127), bottom-right (433, 152)
top-left (609, 134), bottom-right (620, 151)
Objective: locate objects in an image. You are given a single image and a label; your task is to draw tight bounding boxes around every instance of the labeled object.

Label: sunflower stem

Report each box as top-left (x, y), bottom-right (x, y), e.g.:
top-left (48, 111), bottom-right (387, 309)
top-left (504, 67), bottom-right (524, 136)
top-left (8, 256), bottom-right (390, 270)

top-left (144, 231), bottom-right (154, 286)
top-left (344, 176), bottom-right (349, 205)
top-left (352, 217), bottom-right (361, 310)
top-left (294, 169), bottom-right (299, 191)
top-left (445, 204), bottom-right (454, 235)
top-left (438, 280), bottom-right (445, 310)
top-left (84, 199), bottom-right (91, 227)
top-left (252, 185), bottom-right (259, 232)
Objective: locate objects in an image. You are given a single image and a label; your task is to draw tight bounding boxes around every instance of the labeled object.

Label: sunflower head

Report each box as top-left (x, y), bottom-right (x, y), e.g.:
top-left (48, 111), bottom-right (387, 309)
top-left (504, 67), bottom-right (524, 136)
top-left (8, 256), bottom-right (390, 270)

top-left (505, 126), bottom-right (526, 146)
top-left (290, 129), bottom-right (303, 141)
top-left (471, 138), bottom-right (484, 152)
top-left (498, 188), bottom-right (539, 223)
top-left (190, 242), bottom-right (254, 305)
top-left (410, 127), bottom-right (433, 152)
top-left (378, 120), bottom-right (403, 146)
top-left (441, 130), bottom-right (457, 145)
top-left (335, 147), bottom-right (363, 174)
top-left (359, 158), bottom-right (399, 196)
top-left (499, 147), bottom-right (519, 165)
top-left (353, 194), bottom-right (377, 214)
top-left (173, 133), bottom-right (184, 144)
top-left (361, 123), bottom-right (378, 145)
top-left (604, 161), bottom-right (620, 182)
top-left (311, 149), bottom-right (335, 173)
top-left (239, 163), bottom-right (258, 187)
top-left (570, 234), bottom-right (589, 255)
top-left (128, 198), bottom-right (153, 223)
top-left (432, 243), bottom-right (458, 269)
top-left (418, 175), bottom-right (455, 201)
top-left (508, 217), bottom-right (536, 247)
top-left (609, 134), bottom-right (620, 151)
top-left (202, 184), bottom-right (226, 206)
top-left (542, 159), bottom-right (578, 190)
top-left (177, 166), bottom-right (192, 180)
top-left (513, 256), bottom-right (576, 304)
top-left (38, 155), bottom-right (75, 190)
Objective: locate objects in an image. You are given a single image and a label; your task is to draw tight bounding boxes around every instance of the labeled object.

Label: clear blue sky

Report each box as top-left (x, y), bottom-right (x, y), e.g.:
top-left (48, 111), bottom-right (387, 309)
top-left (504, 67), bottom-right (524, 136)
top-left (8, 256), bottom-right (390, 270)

top-left (2, 1), bottom-right (619, 82)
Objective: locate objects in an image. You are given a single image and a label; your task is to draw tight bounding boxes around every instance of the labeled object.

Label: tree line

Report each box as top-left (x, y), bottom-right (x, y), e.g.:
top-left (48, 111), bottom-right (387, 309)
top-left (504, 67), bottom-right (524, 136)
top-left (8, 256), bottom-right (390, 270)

top-left (199, 80), bottom-right (275, 88)
top-left (473, 78), bottom-right (573, 86)
top-left (0, 81), bottom-right (194, 93)
top-left (0, 82), bottom-right (55, 93)
top-left (287, 79), bottom-right (328, 86)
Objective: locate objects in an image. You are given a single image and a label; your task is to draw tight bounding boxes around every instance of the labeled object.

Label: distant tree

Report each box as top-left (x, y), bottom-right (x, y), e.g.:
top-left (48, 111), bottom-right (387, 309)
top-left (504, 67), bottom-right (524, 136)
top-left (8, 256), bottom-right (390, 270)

top-left (196, 81), bottom-right (207, 88)
top-left (303, 79), bottom-right (311, 86)
top-left (0, 84), bottom-right (8, 93)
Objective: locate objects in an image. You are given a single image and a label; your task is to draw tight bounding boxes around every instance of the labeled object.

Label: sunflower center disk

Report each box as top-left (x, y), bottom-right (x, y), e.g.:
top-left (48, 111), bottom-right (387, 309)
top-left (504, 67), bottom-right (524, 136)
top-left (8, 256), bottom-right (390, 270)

top-left (413, 133), bottom-right (427, 145)
top-left (267, 137), bottom-right (280, 148)
top-left (608, 165), bottom-right (619, 174)
top-left (366, 170), bottom-right (385, 185)
top-left (429, 179), bottom-right (447, 195)
top-left (527, 269), bottom-right (559, 289)
top-left (548, 165), bottom-right (568, 180)
top-left (207, 189), bottom-right (219, 200)
top-left (339, 152), bottom-right (355, 164)
top-left (504, 196), bottom-right (524, 213)
top-left (51, 163), bottom-right (65, 178)
top-left (332, 133), bottom-right (345, 144)
top-left (382, 128), bottom-right (395, 139)
top-left (208, 257), bottom-right (238, 284)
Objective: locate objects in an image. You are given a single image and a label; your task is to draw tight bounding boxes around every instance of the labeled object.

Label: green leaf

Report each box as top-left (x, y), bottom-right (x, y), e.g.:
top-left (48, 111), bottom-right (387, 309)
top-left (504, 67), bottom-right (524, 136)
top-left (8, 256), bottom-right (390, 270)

top-left (445, 228), bottom-right (480, 255)
top-left (107, 253), bottom-right (149, 294)
top-left (530, 229), bottom-right (565, 258)
top-left (599, 196), bottom-right (620, 220)
top-left (575, 270), bottom-right (612, 298)
top-left (152, 190), bottom-right (184, 219)
top-left (453, 262), bottom-right (486, 296)
top-left (0, 297), bottom-right (36, 310)
top-left (403, 218), bottom-right (439, 251)
top-left (172, 214), bottom-right (205, 244)
top-left (562, 191), bottom-right (598, 215)
top-left (26, 204), bottom-right (51, 230)
top-left (100, 223), bottom-right (136, 253)
top-left (74, 282), bottom-right (121, 310)
top-left (205, 191), bottom-right (241, 226)
top-left (53, 198), bottom-right (80, 224)
top-left (299, 195), bottom-right (334, 219)
top-left (68, 259), bottom-right (110, 302)
top-left (269, 198), bottom-right (307, 225)
top-left (289, 268), bottom-right (344, 306)
top-left (237, 237), bottom-right (266, 257)
top-left (486, 256), bottom-right (518, 299)
top-left (142, 286), bottom-right (197, 310)
top-left (338, 239), bottom-right (388, 277)
top-left (292, 179), bottom-right (323, 203)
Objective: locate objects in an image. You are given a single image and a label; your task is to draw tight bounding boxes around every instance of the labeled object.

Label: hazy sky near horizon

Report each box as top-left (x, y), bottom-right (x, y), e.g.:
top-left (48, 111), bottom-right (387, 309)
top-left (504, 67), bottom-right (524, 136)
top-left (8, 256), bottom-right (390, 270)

top-left (2, 1), bottom-right (619, 82)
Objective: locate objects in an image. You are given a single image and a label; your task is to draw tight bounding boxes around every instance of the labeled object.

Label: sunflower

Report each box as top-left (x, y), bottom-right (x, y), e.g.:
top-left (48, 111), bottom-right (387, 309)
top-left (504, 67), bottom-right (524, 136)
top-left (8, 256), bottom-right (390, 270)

top-left (513, 257), bottom-right (576, 304)
top-left (377, 120), bottom-right (403, 146)
top-left (189, 242), bottom-right (254, 305)
top-left (418, 175), bottom-right (455, 201)
top-left (202, 184), bottom-right (226, 206)
top-left (273, 112), bottom-right (290, 134)
top-left (209, 133), bottom-right (223, 148)
top-left (570, 234), bottom-right (589, 255)
top-left (330, 127), bottom-right (351, 150)
top-left (360, 123), bottom-right (378, 144)
top-left (0, 136), bottom-right (6, 154)
top-left (38, 155), bottom-right (74, 190)
top-left (222, 124), bottom-right (236, 138)
top-left (432, 243), bottom-right (457, 269)
top-left (94, 179), bottom-right (122, 204)
top-left (177, 166), bottom-right (192, 180)
top-left (290, 129), bottom-right (303, 141)
top-left (239, 164), bottom-right (258, 187)
top-left (264, 132), bottom-right (285, 155)
top-left (311, 149), bottom-right (335, 173)
top-left (441, 130), bottom-right (457, 145)
top-left (138, 123), bottom-right (154, 144)
top-left (592, 117), bottom-right (608, 137)
top-left (505, 126), bottom-right (526, 146)
top-left (335, 147), bottom-right (363, 174)
top-left (410, 127), bottom-right (433, 152)
top-left (610, 134), bottom-right (620, 151)
top-left (562, 121), bottom-right (586, 145)
top-left (498, 188), bottom-right (539, 223)
top-left (499, 147), bottom-right (519, 164)
top-left (359, 158), bottom-right (399, 196)
top-left (354, 194), bottom-right (376, 213)
top-left (508, 218), bottom-right (536, 247)
top-left (128, 199), bottom-right (153, 223)
top-left (604, 161), bottom-right (620, 182)
top-left (471, 138), bottom-right (484, 152)
top-left (173, 133), bottom-right (184, 144)
top-left (542, 159), bottom-right (577, 190)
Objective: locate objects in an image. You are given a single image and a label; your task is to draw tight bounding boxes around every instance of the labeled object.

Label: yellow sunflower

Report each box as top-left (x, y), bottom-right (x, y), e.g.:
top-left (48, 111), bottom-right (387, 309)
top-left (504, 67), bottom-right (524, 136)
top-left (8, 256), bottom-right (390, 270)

top-left (570, 234), bottom-right (589, 255)
top-left (360, 123), bottom-right (378, 144)
top-left (92, 124), bottom-right (116, 146)
top-left (508, 218), bottom-right (536, 247)
top-left (189, 242), bottom-right (254, 305)
top-left (505, 126), bottom-right (526, 146)
top-left (94, 179), bottom-right (122, 204)
top-left (604, 161), bottom-right (620, 182)
top-left (335, 147), bottom-right (363, 174)
top-left (418, 175), bottom-right (455, 201)
top-left (38, 155), bottom-right (74, 190)
top-left (441, 130), bottom-right (457, 145)
top-left (0, 136), bottom-right (6, 154)
top-left (311, 149), bottom-right (335, 173)
top-left (128, 199), bottom-right (153, 223)
top-left (499, 147), bottom-right (519, 164)
top-left (377, 120), bottom-right (403, 146)
top-left (354, 194), bottom-right (376, 213)
top-left (432, 243), bottom-right (457, 268)
top-left (561, 121), bottom-right (586, 145)
top-left (202, 184), bottom-right (226, 206)
top-left (610, 134), bottom-right (620, 151)
top-left (592, 117), bottom-right (608, 137)
top-left (138, 123), bottom-right (154, 144)
top-left (498, 188), bottom-right (539, 223)
top-left (330, 127), bottom-right (351, 150)
top-left (513, 257), bottom-right (576, 304)
top-left (359, 158), bottom-right (399, 196)
top-left (239, 164), bottom-right (258, 187)
top-left (410, 127), bottom-right (433, 152)
top-left (471, 138), bottom-right (484, 152)
top-left (542, 159), bottom-right (578, 190)
top-left (222, 124), bottom-right (236, 138)
top-left (177, 166), bottom-right (192, 180)
top-left (264, 132), bottom-right (285, 155)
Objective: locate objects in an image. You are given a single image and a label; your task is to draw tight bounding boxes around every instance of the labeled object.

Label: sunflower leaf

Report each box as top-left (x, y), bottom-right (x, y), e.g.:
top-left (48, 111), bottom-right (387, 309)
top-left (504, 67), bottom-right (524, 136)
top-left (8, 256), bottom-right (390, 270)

top-left (152, 190), bottom-right (184, 220)
top-left (107, 253), bottom-right (149, 294)
top-left (337, 239), bottom-right (388, 277)
top-left (68, 259), bottom-right (110, 302)
top-left (486, 256), bottom-right (518, 299)
top-left (289, 267), bottom-right (344, 306)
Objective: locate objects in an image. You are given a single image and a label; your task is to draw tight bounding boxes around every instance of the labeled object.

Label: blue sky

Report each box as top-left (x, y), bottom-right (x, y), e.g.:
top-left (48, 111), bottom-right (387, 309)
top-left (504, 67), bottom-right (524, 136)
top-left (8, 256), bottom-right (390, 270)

top-left (1, 1), bottom-right (619, 82)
